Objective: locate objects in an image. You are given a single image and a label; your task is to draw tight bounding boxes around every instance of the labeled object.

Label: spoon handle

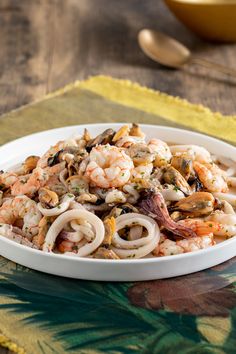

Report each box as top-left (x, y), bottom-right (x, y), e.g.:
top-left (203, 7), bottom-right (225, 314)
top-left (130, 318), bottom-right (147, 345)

top-left (191, 57), bottom-right (236, 78)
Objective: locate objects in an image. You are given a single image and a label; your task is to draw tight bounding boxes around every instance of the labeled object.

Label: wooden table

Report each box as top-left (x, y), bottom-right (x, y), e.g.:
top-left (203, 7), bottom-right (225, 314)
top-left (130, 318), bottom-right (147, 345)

top-left (0, 0), bottom-right (236, 118)
top-left (0, 1), bottom-right (236, 353)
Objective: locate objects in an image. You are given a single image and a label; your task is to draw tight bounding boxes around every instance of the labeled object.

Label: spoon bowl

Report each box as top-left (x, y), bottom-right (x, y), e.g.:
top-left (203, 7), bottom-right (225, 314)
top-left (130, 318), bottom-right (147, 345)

top-left (138, 29), bottom-right (191, 68)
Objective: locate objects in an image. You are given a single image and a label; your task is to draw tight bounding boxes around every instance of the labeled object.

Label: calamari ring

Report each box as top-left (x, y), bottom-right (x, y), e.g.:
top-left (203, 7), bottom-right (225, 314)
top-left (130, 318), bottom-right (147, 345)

top-left (43, 209), bottom-right (105, 257)
top-left (111, 213), bottom-right (160, 259)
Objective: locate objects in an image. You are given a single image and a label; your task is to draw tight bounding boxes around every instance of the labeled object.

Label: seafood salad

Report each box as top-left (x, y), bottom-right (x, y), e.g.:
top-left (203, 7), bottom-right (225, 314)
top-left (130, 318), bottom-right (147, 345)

top-left (0, 123), bottom-right (235, 260)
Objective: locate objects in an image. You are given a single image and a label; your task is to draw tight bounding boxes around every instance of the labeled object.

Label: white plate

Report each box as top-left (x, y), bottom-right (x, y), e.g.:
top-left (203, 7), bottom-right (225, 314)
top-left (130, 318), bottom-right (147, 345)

top-left (0, 123), bottom-right (236, 281)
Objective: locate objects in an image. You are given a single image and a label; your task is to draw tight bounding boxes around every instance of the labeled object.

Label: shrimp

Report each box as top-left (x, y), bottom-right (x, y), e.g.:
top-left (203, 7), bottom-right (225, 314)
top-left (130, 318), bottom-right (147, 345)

top-left (148, 139), bottom-right (172, 167)
top-left (0, 171), bottom-right (18, 189)
top-left (11, 163), bottom-right (66, 198)
top-left (11, 167), bottom-right (49, 197)
top-left (45, 162), bottom-right (66, 175)
top-left (194, 161), bottom-right (228, 193)
top-left (206, 212), bottom-right (236, 237)
top-left (57, 238), bottom-right (90, 253)
top-left (84, 144), bottom-right (134, 188)
top-left (169, 145), bottom-right (212, 163)
top-left (0, 195), bottom-right (42, 237)
top-left (177, 218), bottom-right (221, 236)
top-left (179, 215), bottom-right (236, 239)
top-left (158, 233), bottom-right (214, 256)
top-left (131, 163), bottom-right (153, 180)
top-left (57, 240), bottom-right (77, 253)
top-left (156, 233), bottom-right (215, 256)
top-left (156, 238), bottom-right (184, 256)
top-left (177, 235), bottom-right (215, 252)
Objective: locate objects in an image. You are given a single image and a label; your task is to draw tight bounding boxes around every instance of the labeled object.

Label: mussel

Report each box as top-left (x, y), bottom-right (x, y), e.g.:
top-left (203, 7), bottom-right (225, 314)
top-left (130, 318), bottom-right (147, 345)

top-left (86, 129), bottom-right (115, 151)
top-left (162, 166), bottom-right (192, 195)
top-left (171, 192), bottom-right (215, 217)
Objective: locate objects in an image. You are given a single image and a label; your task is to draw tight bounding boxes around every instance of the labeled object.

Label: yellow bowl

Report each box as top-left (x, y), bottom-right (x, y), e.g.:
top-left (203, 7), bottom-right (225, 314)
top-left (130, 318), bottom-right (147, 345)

top-left (164, 0), bottom-right (236, 42)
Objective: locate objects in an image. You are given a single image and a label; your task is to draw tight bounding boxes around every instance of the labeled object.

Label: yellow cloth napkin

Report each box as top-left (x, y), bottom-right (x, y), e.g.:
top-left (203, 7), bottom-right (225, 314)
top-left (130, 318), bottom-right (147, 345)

top-left (0, 75), bottom-right (235, 146)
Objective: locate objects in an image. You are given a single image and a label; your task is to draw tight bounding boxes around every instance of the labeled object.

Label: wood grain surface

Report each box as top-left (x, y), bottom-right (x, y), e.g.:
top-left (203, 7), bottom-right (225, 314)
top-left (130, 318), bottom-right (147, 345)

top-left (0, 0), bottom-right (236, 353)
top-left (0, 0), bottom-right (236, 117)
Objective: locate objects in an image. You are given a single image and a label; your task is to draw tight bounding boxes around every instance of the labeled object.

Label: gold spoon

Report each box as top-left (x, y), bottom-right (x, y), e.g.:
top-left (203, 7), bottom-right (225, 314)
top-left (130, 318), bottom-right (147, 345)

top-left (138, 29), bottom-right (236, 77)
